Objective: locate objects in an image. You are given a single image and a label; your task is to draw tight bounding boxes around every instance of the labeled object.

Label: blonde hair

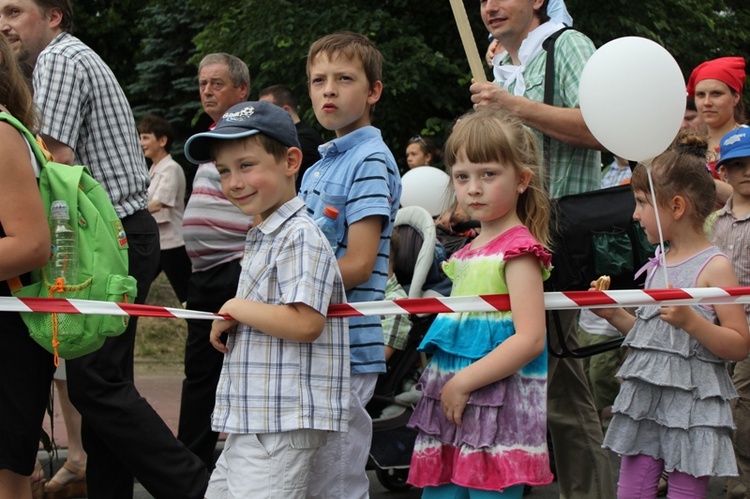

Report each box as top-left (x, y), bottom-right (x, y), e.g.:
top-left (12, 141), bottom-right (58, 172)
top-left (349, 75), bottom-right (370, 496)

top-left (630, 129), bottom-right (715, 231)
top-left (444, 109), bottom-right (551, 248)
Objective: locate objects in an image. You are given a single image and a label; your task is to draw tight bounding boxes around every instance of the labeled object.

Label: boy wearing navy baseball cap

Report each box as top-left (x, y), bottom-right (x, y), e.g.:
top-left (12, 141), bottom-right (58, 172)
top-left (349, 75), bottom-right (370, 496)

top-left (185, 101), bottom-right (350, 499)
top-left (711, 126), bottom-right (750, 497)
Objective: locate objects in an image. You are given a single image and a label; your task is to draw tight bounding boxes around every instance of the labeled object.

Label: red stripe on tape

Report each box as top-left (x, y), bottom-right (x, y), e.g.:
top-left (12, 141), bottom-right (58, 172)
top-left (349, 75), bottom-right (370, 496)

top-left (19, 297), bottom-right (80, 313)
top-left (644, 288), bottom-right (693, 302)
top-left (328, 303), bottom-right (363, 317)
top-left (394, 297), bottom-right (454, 315)
top-left (481, 294), bottom-right (511, 312)
top-left (563, 290), bottom-right (619, 307)
top-left (118, 303), bottom-right (179, 318)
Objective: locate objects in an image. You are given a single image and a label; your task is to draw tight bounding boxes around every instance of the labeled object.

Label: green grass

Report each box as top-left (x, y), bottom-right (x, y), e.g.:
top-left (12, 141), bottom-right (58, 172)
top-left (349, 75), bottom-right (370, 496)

top-left (135, 272), bottom-right (188, 361)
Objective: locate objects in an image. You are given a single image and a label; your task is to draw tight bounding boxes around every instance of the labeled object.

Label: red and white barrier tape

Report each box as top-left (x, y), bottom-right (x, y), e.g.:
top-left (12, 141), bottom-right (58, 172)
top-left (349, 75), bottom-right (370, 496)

top-left (1, 287), bottom-right (750, 320)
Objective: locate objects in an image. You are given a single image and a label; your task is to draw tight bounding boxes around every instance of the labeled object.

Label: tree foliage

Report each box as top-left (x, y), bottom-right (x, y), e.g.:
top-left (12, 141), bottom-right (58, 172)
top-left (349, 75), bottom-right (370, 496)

top-left (187, 0), bottom-right (477, 168)
top-left (72, 0), bottom-right (142, 90)
top-left (70, 0), bottom-right (750, 171)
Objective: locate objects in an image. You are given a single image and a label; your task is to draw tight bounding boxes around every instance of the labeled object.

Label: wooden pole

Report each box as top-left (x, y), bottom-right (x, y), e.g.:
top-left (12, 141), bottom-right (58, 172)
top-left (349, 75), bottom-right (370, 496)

top-left (449, 0), bottom-right (488, 83)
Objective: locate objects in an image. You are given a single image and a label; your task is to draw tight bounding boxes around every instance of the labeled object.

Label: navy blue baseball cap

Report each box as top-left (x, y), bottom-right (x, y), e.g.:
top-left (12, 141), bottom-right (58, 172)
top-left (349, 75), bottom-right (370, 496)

top-left (717, 128), bottom-right (750, 168)
top-left (184, 101), bottom-right (301, 164)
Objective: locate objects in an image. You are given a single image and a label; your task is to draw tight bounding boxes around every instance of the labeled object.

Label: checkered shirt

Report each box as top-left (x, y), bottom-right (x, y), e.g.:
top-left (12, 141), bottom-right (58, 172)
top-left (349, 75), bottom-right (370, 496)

top-left (710, 196), bottom-right (750, 322)
top-left (498, 29), bottom-right (601, 198)
top-left (33, 33), bottom-right (149, 217)
top-left (211, 197), bottom-right (349, 434)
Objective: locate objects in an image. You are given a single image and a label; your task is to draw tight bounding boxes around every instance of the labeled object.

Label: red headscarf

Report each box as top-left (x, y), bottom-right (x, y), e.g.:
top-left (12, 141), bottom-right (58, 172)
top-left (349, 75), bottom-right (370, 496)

top-left (687, 56), bottom-right (746, 97)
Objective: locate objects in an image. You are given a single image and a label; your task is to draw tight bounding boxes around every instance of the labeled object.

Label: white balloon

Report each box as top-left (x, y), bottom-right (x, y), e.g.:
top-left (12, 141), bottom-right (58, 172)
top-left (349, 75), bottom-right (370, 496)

top-left (579, 37), bottom-right (686, 162)
top-left (400, 166), bottom-right (452, 217)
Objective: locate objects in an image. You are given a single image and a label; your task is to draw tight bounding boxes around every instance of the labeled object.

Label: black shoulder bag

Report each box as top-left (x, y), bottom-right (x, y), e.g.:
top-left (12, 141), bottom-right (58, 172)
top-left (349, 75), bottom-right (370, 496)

top-left (542, 29), bottom-right (653, 358)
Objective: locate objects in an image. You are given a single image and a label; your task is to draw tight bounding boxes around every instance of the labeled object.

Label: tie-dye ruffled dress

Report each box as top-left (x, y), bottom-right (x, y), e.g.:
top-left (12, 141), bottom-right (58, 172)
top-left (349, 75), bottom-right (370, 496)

top-left (407, 225), bottom-right (554, 491)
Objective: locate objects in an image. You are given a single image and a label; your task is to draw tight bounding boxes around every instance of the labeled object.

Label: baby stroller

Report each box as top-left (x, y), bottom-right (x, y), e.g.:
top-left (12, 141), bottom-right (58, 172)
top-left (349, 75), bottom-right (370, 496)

top-left (366, 205), bottom-right (449, 491)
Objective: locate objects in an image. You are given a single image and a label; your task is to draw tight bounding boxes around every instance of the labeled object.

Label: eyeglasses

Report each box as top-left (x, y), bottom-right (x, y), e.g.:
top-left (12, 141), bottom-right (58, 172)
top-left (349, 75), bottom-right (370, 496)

top-left (409, 135), bottom-right (427, 147)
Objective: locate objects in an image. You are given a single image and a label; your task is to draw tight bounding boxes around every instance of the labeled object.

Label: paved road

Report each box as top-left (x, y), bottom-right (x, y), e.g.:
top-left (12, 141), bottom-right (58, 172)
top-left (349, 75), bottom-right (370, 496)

top-left (40, 362), bottom-right (730, 498)
top-left (40, 449), bottom-right (728, 498)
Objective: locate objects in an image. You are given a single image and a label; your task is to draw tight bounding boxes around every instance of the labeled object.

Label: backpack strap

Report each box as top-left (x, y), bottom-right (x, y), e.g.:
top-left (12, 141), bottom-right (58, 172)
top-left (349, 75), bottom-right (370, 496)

top-left (541, 26), bottom-right (573, 192)
top-left (0, 112), bottom-right (49, 293)
top-left (0, 112), bottom-right (50, 167)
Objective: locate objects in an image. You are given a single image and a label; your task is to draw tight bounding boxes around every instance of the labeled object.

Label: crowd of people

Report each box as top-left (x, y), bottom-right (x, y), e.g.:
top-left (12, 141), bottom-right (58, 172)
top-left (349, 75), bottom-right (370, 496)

top-left (0, 0), bottom-right (749, 498)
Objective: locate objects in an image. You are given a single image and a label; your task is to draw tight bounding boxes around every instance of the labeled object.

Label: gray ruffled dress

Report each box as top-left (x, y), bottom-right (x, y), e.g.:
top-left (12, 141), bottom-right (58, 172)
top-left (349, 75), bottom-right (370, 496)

top-left (603, 246), bottom-right (739, 477)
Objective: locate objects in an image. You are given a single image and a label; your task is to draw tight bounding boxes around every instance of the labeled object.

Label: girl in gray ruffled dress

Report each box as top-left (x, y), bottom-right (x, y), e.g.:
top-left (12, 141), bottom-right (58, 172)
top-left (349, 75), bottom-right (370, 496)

top-left (590, 130), bottom-right (750, 498)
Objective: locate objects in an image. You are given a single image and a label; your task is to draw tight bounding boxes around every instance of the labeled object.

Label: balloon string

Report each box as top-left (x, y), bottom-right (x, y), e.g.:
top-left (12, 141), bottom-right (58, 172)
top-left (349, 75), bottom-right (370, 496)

top-left (645, 161), bottom-right (670, 286)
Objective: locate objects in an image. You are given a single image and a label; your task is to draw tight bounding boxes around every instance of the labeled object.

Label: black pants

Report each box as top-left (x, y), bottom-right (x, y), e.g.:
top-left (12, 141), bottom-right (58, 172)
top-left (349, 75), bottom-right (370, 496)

top-left (177, 259), bottom-right (241, 469)
top-left (156, 245), bottom-right (192, 304)
top-left (67, 210), bottom-right (208, 499)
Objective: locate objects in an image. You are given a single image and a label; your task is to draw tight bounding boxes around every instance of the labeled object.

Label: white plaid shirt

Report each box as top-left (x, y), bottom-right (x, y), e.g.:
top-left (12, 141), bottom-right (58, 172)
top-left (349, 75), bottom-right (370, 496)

top-left (211, 197), bottom-right (349, 434)
top-left (33, 33), bottom-right (149, 218)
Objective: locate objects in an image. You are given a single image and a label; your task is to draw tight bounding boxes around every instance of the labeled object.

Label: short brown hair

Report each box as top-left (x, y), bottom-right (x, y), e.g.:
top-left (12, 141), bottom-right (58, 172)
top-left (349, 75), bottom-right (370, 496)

top-left (307, 31), bottom-right (383, 88)
top-left (34, 0), bottom-right (74, 33)
top-left (259, 84), bottom-right (298, 113)
top-left (138, 115), bottom-right (175, 151)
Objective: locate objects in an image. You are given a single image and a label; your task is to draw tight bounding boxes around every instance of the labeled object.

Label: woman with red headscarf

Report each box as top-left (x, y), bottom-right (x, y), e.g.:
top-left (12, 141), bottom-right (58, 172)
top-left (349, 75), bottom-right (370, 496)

top-left (687, 56), bottom-right (747, 178)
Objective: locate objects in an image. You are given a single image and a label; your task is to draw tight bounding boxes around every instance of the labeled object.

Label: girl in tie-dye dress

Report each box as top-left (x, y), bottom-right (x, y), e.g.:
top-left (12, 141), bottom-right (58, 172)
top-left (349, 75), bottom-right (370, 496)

top-left (407, 109), bottom-right (554, 498)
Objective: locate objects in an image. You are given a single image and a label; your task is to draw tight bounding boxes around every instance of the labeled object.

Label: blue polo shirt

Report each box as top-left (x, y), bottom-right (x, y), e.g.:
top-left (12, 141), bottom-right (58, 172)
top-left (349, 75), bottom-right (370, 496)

top-left (300, 126), bottom-right (401, 374)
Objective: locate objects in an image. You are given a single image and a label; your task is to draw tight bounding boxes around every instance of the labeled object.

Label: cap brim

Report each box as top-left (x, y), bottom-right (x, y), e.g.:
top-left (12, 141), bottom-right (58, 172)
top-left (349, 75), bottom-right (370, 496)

top-left (717, 146), bottom-right (750, 168)
top-left (184, 128), bottom-right (261, 164)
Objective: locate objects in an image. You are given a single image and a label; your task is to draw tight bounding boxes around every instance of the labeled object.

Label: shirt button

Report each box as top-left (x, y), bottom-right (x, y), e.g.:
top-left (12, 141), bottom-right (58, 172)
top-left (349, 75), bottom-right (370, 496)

top-left (314, 171), bottom-right (321, 177)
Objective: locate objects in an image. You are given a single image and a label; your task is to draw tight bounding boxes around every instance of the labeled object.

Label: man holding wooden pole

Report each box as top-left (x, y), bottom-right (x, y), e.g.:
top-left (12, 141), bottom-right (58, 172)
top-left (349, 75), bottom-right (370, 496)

top-left (469, 1), bottom-right (616, 497)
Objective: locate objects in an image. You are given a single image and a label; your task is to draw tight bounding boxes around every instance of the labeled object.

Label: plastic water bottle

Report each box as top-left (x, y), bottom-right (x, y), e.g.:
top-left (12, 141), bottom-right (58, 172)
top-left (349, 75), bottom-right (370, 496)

top-left (315, 206), bottom-right (339, 252)
top-left (47, 200), bottom-right (78, 285)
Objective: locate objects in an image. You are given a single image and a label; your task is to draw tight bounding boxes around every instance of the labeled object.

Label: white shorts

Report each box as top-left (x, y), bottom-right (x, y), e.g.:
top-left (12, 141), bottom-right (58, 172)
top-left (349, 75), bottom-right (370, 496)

top-left (205, 429), bottom-right (328, 499)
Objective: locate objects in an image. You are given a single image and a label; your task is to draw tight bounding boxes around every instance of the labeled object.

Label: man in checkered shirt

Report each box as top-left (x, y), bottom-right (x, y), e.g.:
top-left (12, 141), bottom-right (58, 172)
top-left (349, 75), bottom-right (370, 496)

top-left (0, 0), bottom-right (209, 497)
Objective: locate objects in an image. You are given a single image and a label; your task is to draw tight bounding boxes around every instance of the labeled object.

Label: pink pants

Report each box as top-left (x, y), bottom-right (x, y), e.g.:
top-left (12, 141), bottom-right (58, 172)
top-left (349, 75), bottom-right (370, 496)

top-left (618, 454), bottom-right (710, 498)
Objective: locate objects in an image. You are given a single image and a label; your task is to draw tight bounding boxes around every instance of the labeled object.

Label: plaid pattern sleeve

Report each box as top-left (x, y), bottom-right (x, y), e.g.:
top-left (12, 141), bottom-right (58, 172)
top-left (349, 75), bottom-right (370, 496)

top-left (32, 34), bottom-right (149, 217)
top-left (382, 275), bottom-right (412, 351)
top-left (211, 198), bottom-right (349, 434)
top-left (509, 29), bottom-right (601, 199)
top-left (33, 46), bottom-right (83, 148)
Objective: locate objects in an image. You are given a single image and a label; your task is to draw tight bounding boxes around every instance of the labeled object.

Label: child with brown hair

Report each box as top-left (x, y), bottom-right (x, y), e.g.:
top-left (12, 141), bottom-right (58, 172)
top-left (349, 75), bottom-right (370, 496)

top-left (593, 130), bottom-right (750, 498)
top-left (184, 101), bottom-right (349, 499)
top-left (300, 31), bottom-right (401, 498)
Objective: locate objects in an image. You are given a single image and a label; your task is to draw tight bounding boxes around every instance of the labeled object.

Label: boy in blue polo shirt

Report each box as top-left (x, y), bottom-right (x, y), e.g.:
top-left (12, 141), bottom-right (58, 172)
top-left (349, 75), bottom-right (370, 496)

top-left (299, 31), bottom-right (402, 498)
top-left (184, 101), bottom-right (349, 499)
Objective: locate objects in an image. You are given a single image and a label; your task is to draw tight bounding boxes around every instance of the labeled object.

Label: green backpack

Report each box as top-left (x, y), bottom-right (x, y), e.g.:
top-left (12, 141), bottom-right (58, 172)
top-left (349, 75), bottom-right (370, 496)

top-left (1, 112), bottom-right (138, 363)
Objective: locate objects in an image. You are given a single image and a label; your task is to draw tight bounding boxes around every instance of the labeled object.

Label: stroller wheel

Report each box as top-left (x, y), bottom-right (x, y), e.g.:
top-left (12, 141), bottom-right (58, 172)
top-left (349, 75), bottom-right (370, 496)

top-left (375, 467), bottom-right (412, 492)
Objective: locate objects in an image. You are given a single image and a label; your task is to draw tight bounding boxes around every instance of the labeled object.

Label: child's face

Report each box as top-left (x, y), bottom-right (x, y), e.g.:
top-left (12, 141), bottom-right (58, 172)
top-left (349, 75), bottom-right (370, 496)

top-left (308, 52), bottom-right (382, 137)
top-left (406, 143), bottom-right (429, 169)
top-left (633, 189), bottom-right (669, 244)
top-left (450, 155), bottom-right (528, 232)
top-left (214, 137), bottom-right (295, 219)
top-left (720, 157), bottom-right (750, 201)
top-left (139, 132), bottom-right (165, 160)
